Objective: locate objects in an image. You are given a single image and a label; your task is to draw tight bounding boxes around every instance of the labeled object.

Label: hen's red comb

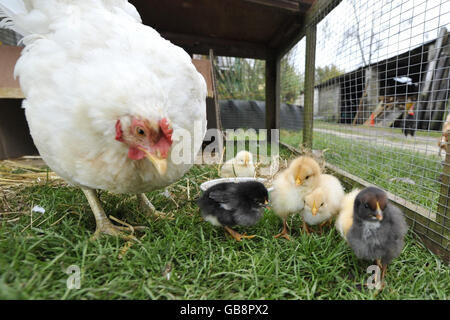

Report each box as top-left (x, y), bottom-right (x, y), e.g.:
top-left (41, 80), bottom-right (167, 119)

top-left (115, 120), bottom-right (123, 141)
top-left (159, 118), bottom-right (173, 143)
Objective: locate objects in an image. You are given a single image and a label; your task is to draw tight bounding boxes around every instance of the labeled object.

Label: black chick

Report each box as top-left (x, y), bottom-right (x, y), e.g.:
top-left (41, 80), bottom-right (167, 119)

top-left (346, 187), bottom-right (408, 286)
top-left (197, 181), bottom-right (269, 241)
top-left (402, 107), bottom-right (416, 137)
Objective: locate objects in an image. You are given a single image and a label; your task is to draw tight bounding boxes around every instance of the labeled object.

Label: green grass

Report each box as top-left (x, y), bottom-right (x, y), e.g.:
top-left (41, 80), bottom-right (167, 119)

top-left (0, 150), bottom-right (448, 300)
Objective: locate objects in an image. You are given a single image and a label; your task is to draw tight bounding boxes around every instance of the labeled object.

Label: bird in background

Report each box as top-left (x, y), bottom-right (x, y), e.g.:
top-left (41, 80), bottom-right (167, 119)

top-left (336, 187), bottom-right (408, 287)
top-left (197, 181), bottom-right (269, 241)
top-left (302, 174), bottom-right (344, 234)
top-left (402, 101), bottom-right (416, 138)
top-left (220, 150), bottom-right (256, 178)
top-left (271, 156), bottom-right (321, 240)
top-left (0, 0), bottom-right (207, 239)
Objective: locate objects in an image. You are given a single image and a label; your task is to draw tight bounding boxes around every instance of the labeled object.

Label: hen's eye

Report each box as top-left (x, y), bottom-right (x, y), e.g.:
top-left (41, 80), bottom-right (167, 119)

top-left (136, 127), bottom-right (146, 136)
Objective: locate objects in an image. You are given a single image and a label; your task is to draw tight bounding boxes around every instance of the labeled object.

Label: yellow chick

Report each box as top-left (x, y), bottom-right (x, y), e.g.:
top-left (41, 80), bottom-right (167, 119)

top-left (335, 189), bottom-right (361, 239)
top-left (302, 174), bottom-right (344, 234)
top-left (220, 150), bottom-right (256, 178)
top-left (271, 156), bottom-right (321, 240)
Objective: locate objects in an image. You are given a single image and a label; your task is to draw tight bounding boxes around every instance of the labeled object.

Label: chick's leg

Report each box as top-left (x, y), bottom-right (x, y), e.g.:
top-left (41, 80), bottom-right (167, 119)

top-left (82, 188), bottom-right (138, 241)
top-left (274, 219), bottom-right (291, 240)
top-left (138, 193), bottom-right (173, 219)
top-left (224, 226), bottom-right (256, 241)
top-left (302, 219), bottom-right (311, 235)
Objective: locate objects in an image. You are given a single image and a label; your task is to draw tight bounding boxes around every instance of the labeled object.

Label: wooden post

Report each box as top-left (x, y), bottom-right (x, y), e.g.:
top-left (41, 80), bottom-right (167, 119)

top-left (303, 24), bottom-right (316, 150)
top-left (209, 49), bottom-right (222, 133)
top-left (265, 55), bottom-right (280, 143)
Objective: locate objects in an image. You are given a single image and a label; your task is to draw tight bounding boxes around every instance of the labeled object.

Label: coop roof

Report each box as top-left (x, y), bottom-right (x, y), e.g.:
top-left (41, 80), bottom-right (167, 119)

top-left (130, 0), bottom-right (321, 59)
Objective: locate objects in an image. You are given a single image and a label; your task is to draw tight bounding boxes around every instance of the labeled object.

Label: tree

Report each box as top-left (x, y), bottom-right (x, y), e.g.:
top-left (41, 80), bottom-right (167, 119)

top-left (280, 47), bottom-right (304, 104)
top-left (315, 64), bottom-right (344, 85)
top-left (214, 57), bottom-right (265, 100)
top-left (214, 48), bottom-right (304, 104)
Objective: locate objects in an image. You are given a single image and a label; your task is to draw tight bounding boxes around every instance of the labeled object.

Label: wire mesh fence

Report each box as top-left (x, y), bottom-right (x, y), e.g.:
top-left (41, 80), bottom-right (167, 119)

top-left (280, 0), bottom-right (449, 257)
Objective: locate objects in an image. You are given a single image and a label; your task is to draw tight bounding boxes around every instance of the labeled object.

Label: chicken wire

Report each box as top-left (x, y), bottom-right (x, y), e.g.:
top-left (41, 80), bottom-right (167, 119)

top-left (280, 0), bottom-right (449, 256)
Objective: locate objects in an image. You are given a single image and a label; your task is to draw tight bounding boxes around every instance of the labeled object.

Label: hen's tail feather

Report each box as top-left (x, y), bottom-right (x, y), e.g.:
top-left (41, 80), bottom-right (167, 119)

top-left (0, 0), bottom-right (30, 36)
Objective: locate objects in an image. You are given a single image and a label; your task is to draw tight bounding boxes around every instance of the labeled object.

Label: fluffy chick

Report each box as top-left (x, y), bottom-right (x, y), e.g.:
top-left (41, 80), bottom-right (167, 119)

top-left (220, 151), bottom-right (256, 178)
top-left (335, 189), bottom-right (360, 238)
top-left (337, 187), bottom-right (408, 287)
top-left (302, 174), bottom-right (344, 234)
top-left (197, 181), bottom-right (268, 241)
top-left (271, 156), bottom-right (321, 240)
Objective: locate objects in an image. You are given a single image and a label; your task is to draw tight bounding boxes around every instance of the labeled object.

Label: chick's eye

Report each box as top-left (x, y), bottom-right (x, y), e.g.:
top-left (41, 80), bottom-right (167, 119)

top-left (364, 203), bottom-right (369, 209)
top-left (136, 127), bottom-right (146, 136)
top-left (305, 175), bottom-right (310, 180)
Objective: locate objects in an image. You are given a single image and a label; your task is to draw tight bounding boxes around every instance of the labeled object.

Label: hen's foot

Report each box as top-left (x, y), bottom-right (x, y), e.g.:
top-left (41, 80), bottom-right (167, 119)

top-left (82, 188), bottom-right (144, 241)
top-left (91, 220), bottom-right (138, 241)
top-left (224, 226), bottom-right (256, 241)
top-left (138, 193), bottom-right (173, 220)
top-left (274, 219), bottom-right (291, 240)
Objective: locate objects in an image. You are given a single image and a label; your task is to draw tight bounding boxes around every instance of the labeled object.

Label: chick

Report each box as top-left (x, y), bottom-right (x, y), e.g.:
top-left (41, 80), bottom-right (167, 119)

top-left (271, 156), bottom-right (321, 240)
top-left (335, 189), bottom-right (360, 239)
top-left (302, 174), bottom-right (344, 234)
top-left (220, 150), bottom-right (256, 178)
top-left (336, 187), bottom-right (408, 287)
top-left (197, 181), bottom-right (269, 241)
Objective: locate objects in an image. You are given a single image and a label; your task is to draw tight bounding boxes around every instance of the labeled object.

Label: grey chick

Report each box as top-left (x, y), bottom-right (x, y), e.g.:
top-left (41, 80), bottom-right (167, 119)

top-left (197, 181), bottom-right (269, 241)
top-left (344, 187), bottom-right (408, 286)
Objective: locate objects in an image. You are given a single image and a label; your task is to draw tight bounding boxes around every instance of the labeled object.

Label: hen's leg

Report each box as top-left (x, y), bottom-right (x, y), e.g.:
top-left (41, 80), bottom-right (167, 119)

top-left (82, 188), bottom-right (138, 241)
top-left (138, 193), bottom-right (172, 219)
top-left (274, 219), bottom-right (291, 240)
top-left (224, 226), bottom-right (256, 241)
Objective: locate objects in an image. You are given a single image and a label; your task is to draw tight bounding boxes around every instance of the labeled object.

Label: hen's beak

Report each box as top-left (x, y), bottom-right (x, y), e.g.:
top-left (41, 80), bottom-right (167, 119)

top-left (375, 201), bottom-right (383, 221)
top-left (312, 200), bottom-right (318, 216)
top-left (295, 177), bottom-right (302, 186)
top-left (138, 147), bottom-right (167, 176)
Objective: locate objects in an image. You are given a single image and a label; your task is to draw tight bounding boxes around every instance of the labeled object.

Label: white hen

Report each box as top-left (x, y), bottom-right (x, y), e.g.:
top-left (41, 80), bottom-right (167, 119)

top-left (0, 0), bottom-right (207, 239)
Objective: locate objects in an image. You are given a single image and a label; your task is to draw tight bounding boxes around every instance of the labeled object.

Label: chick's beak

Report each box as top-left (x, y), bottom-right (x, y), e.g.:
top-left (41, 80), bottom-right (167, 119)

top-left (312, 200), bottom-right (318, 216)
top-left (137, 147), bottom-right (167, 176)
top-left (295, 177), bottom-right (302, 186)
top-left (375, 201), bottom-right (383, 221)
